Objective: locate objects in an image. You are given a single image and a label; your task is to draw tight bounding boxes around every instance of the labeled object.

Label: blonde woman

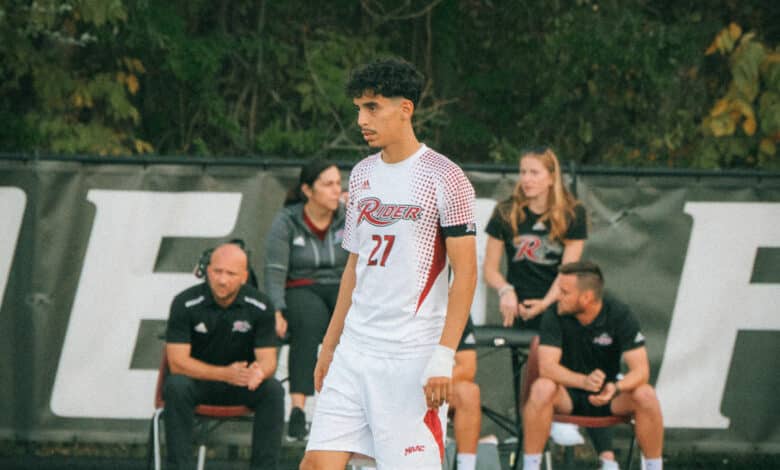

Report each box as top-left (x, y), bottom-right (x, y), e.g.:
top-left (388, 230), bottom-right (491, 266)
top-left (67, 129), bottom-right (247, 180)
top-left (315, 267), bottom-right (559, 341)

top-left (484, 146), bottom-right (586, 330)
top-left (483, 146), bottom-right (623, 467)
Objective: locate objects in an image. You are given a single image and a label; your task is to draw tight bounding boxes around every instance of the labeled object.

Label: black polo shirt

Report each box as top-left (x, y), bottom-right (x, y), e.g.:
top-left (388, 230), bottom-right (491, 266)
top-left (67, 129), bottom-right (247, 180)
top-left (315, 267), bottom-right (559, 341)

top-left (166, 282), bottom-right (278, 366)
top-left (539, 294), bottom-right (645, 382)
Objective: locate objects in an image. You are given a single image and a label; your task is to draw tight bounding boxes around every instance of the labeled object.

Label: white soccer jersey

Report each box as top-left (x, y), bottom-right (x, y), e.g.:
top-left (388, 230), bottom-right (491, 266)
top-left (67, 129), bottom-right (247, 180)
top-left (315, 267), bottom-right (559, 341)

top-left (341, 144), bottom-right (476, 358)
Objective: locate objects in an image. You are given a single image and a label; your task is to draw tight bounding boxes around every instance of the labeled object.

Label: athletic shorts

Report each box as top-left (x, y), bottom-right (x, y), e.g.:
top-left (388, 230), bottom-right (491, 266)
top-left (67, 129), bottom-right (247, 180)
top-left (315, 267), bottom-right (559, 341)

top-left (306, 342), bottom-right (448, 470)
top-left (566, 387), bottom-right (612, 417)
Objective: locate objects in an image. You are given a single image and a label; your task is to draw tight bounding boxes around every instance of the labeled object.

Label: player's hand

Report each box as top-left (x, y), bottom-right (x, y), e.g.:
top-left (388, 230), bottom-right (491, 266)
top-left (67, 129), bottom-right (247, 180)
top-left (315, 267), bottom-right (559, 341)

top-left (224, 361), bottom-right (251, 387)
top-left (588, 381), bottom-right (617, 407)
top-left (583, 368), bottom-right (606, 392)
top-left (247, 362), bottom-right (265, 391)
top-left (313, 347), bottom-right (334, 393)
top-left (499, 289), bottom-right (520, 327)
top-left (518, 299), bottom-right (545, 321)
top-left (274, 310), bottom-right (287, 338)
top-left (423, 376), bottom-right (452, 409)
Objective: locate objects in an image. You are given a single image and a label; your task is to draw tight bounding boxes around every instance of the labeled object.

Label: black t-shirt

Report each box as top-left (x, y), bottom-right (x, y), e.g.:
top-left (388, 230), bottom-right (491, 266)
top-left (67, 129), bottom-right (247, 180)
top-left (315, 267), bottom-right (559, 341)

top-left (538, 294), bottom-right (645, 382)
top-left (166, 282), bottom-right (278, 366)
top-left (485, 204), bottom-right (587, 301)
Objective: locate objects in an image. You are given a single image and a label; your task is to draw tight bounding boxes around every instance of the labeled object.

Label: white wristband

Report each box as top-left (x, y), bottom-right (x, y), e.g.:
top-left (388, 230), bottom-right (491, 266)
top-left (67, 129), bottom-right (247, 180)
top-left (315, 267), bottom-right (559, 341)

top-left (420, 345), bottom-right (456, 386)
top-left (498, 284), bottom-right (515, 297)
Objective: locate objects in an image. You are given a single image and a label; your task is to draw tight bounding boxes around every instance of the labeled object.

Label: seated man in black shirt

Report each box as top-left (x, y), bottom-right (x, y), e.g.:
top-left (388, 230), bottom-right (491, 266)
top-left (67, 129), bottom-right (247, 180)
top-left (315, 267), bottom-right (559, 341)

top-left (522, 261), bottom-right (664, 470)
top-left (164, 242), bottom-right (284, 470)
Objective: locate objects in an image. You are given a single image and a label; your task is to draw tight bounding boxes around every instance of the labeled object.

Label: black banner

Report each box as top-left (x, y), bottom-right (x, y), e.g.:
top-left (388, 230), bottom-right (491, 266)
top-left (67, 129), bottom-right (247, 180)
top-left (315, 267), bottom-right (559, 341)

top-left (0, 158), bottom-right (778, 452)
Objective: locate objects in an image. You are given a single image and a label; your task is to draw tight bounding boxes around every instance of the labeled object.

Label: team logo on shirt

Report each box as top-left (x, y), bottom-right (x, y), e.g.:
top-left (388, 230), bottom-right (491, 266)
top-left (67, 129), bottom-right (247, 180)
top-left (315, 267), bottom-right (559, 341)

top-left (356, 197), bottom-right (423, 227)
top-left (404, 444), bottom-right (425, 456)
top-left (194, 322), bottom-right (208, 333)
top-left (232, 320), bottom-right (251, 333)
top-left (593, 332), bottom-right (613, 346)
top-left (512, 234), bottom-right (562, 265)
top-left (635, 332), bottom-right (645, 343)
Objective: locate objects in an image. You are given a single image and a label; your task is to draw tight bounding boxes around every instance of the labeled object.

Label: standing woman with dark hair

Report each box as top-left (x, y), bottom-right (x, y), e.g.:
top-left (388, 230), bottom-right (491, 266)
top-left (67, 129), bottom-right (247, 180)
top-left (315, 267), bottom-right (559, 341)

top-left (264, 159), bottom-right (348, 441)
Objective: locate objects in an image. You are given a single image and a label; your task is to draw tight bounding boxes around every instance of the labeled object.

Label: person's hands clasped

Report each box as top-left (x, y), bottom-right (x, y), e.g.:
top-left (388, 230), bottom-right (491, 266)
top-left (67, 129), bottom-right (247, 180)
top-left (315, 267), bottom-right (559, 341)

top-left (274, 310), bottom-right (287, 338)
top-left (588, 381), bottom-right (617, 407)
top-left (224, 361), bottom-right (251, 387)
top-left (582, 368), bottom-right (606, 393)
top-left (313, 347), bottom-right (335, 393)
top-left (517, 299), bottom-right (546, 322)
top-left (499, 287), bottom-right (520, 327)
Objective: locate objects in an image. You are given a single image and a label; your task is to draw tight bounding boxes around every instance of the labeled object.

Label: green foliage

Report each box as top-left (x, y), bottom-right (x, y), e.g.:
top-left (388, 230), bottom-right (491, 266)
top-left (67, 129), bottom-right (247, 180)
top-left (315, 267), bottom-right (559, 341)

top-left (1, 0), bottom-right (778, 170)
top-left (0, 0), bottom-right (151, 155)
top-left (697, 24), bottom-right (780, 169)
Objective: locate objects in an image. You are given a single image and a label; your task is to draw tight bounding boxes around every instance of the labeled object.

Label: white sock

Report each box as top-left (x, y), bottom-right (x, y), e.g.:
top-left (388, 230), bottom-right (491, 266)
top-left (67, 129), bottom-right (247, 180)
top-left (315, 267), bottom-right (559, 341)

top-left (601, 457), bottom-right (620, 470)
top-left (644, 457), bottom-right (663, 470)
top-left (523, 453), bottom-right (542, 470)
top-left (456, 453), bottom-right (476, 470)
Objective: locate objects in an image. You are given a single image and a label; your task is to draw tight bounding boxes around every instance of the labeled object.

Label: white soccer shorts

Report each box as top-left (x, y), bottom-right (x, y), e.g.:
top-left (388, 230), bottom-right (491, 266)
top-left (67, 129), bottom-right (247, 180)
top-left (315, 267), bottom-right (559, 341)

top-left (306, 342), bottom-right (448, 470)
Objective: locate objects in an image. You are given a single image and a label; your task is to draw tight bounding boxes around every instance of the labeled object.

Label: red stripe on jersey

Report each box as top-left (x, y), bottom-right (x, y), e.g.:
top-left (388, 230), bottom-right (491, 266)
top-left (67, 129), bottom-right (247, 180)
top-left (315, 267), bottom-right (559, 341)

top-left (423, 408), bottom-right (445, 462)
top-left (416, 227), bottom-right (446, 314)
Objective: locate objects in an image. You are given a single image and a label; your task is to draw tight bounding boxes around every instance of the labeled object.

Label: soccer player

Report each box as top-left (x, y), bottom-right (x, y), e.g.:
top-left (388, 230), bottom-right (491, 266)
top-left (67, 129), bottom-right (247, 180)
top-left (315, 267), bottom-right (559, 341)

top-left (299, 58), bottom-right (477, 470)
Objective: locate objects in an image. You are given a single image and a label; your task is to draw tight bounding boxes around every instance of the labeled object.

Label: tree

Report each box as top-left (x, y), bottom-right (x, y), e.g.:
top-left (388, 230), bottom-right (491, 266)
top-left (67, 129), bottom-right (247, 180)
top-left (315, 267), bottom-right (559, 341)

top-left (696, 23), bottom-right (780, 169)
top-left (0, 0), bottom-right (152, 155)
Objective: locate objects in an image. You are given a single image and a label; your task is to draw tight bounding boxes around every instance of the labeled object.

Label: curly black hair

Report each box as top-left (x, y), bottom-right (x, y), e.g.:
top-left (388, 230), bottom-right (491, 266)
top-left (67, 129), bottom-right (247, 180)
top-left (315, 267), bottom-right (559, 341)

top-left (345, 58), bottom-right (424, 107)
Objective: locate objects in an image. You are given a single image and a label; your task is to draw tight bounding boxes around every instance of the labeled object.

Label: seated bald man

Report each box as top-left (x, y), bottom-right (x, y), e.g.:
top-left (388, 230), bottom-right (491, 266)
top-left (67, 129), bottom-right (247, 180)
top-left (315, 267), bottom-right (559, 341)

top-left (164, 242), bottom-right (284, 470)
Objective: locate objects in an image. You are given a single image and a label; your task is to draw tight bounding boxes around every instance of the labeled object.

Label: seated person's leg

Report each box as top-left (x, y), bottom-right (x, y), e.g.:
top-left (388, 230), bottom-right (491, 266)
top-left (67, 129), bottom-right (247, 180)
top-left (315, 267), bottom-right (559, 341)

top-left (611, 384), bottom-right (664, 464)
top-left (162, 374), bottom-right (204, 468)
top-left (247, 378), bottom-right (285, 470)
top-left (586, 427), bottom-right (616, 468)
top-left (523, 378), bottom-right (573, 469)
top-left (451, 381), bottom-right (480, 470)
top-left (285, 286), bottom-right (332, 438)
top-left (299, 450), bottom-right (352, 470)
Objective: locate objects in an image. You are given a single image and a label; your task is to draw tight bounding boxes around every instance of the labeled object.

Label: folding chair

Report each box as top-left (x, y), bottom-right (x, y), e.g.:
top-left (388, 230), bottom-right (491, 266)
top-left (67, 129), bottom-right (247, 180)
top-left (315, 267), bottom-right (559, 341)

top-left (521, 336), bottom-right (636, 469)
top-left (147, 347), bottom-right (254, 470)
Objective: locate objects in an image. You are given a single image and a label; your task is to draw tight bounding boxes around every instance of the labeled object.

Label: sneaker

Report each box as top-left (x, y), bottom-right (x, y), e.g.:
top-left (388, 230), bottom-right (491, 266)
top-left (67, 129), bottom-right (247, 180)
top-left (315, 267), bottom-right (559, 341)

top-left (287, 406), bottom-right (307, 441)
top-left (600, 458), bottom-right (620, 470)
top-left (549, 422), bottom-right (585, 446)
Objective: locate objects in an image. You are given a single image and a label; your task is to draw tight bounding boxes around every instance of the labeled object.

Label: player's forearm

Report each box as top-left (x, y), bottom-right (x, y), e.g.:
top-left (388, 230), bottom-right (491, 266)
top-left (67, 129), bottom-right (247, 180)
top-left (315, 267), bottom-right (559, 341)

top-left (440, 268), bottom-right (477, 350)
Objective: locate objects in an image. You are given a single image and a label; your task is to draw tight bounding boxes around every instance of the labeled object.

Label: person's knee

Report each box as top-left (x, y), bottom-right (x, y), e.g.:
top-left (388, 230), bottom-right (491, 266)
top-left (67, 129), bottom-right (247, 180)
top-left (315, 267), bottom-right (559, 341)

top-left (452, 381), bottom-right (480, 411)
top-left (163, 374), bottom-right (195, 402)
top-left (528, 377), bottom-right (557, 406)
top-left (631, 384), bottom-right (660, 411)
top-left (298, 454), bottom-right (319, 470)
